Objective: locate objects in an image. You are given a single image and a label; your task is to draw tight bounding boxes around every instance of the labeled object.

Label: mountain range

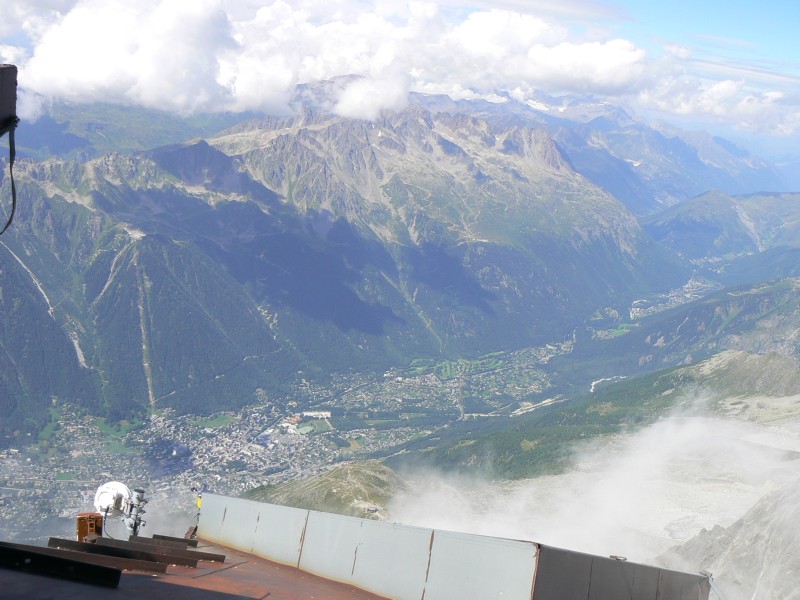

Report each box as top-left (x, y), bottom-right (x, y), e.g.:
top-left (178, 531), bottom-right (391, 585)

top-left (1, 83), bottom-right (797, 445)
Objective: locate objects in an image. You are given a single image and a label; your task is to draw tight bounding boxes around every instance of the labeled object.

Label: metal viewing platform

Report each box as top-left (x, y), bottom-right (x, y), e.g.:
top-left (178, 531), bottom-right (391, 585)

top-left (0, 493), bottom-right (710, 599)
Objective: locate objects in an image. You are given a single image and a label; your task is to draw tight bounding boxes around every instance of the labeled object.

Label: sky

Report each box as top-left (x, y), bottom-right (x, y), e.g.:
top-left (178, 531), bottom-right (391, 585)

top-left (1, 0), bottom-right (799, 156)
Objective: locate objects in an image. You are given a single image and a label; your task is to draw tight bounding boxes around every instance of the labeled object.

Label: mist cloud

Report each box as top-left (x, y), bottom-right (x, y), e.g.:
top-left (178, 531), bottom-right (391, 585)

top-left (388, 414), bottom-right (800, 565)
top-left (3, 0), bottom-right (799, 135)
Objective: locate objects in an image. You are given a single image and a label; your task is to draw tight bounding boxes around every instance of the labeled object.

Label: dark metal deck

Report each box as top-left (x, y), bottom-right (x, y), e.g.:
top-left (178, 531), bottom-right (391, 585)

top-left (0, 538), bottom-right (387, 599)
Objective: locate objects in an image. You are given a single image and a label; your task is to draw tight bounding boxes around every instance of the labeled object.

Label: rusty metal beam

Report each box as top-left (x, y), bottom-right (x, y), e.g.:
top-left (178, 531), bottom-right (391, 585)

top-left (129, 535), bottom-right (190, 549)
top-left (153, 533), bottom-right (199, 547)
top-left (0, 542), bottom-right (121, 588)
top-left (0, 541), bottom-right (166, 574)
top-left (96, 538), bottom-right (225, 562)
top-left (48, 537), bottom-right (198, 567)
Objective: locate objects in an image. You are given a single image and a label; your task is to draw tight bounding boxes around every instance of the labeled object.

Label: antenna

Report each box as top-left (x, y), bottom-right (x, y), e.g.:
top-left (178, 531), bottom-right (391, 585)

top-left (94, 481), bottom-right (148, 536)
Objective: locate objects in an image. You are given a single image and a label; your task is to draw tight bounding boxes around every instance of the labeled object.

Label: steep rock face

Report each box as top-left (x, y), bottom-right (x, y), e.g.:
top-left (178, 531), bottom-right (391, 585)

top-left (661, 477), bottom-right (800, 600)
top-left (643, 191), bottom-right (800, 259)
top-left (685, 350), bottom-right (800, 398)
top-left (552, 122), bottom-right (783, 214)
top-left (213, 105), bottom-right (642, 249)
top-left (542, 98), bottom-right (785, 215)
top-left (402, 92), bottom-right (785, 216)
top-left (210, 102), bottom-right (687, 354)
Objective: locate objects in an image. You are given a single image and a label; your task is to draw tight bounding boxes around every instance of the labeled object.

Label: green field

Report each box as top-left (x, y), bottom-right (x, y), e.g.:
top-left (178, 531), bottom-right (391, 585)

top-left (37, 408), bottom-right (60, 442)
top-left (601, 323), bottom-right (639, 338)
top-left (95, 417), bottom-right (143, 437)
top-left (402, 354), bottom-right (507, 380)
top-left (306, 419), bottom-right (333, 433)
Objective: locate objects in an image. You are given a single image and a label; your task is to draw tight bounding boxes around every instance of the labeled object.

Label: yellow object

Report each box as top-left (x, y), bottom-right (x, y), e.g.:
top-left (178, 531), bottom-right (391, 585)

top-left (197, 493), bottom-right (202, 509)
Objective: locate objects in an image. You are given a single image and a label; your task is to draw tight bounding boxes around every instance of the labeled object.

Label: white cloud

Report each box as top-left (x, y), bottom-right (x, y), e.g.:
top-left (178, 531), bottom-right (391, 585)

top-left (432, 0), bottom-right (626, 22)
top-left (333, 76), bottom-right (410, 120)
top-left (0, 44), bottom-right (29, 65)
top-left (523, 39), bottom-right (646, 93)
top-left (389, 414), bottom-right (800, 564)
top-left (17, 88), bottom-right (45, 121)
top-left (22, 0), bottom-right (234, 114)
top-left (638, 68), bottom-right (800, 136)
top-left (663, 44), bottom-right (692, 60)
top-left (0, 0), bottom-right (78, 38)
top-left (3, 0), bottom-right (798, 135)
top-left (446, 9), bottom-right (565, 56)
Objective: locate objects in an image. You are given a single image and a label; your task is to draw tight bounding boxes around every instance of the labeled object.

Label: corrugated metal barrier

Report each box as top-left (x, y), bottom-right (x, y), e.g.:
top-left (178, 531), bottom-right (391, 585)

top-left (198, 494), bottom-right (709, 600)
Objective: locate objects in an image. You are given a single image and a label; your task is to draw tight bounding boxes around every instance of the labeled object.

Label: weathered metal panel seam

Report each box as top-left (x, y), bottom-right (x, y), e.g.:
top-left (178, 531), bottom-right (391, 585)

top-left (530, 543), bottom-right (540, 600)
top-left (296, 510), bottom-right (310, 569)
top-left (351, 544), bottom-right (359, 576)
top-left (420, 530), bottom-right (435, 600)
top-left (252, 512), bottom-right (261, 554)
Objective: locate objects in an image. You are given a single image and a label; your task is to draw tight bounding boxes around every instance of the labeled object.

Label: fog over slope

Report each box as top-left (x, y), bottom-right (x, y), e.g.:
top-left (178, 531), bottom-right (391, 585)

top-left (388, 394), bottom-right (800, 597)
top-left (661, 476), bottom-right (800, 600)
